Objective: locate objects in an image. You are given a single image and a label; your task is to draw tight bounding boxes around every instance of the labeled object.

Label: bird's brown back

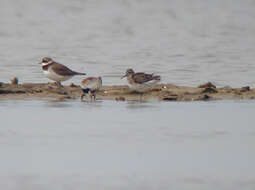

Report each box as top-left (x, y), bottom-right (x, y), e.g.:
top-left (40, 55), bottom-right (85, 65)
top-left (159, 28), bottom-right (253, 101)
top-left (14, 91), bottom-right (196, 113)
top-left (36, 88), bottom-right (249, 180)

top-left (132, 72), bottom-right (159, 84)
top-left (50, 62), bottom-right (82, 76)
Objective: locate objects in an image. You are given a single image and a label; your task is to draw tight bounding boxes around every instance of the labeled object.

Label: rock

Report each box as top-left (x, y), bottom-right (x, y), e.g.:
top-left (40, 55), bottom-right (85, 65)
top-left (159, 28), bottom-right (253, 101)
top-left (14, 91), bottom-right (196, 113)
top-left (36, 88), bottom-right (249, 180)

top-left (162, 96), bottom-right (178, 101)
top-left (198, 82), bottom-right (217, 94)
top-left (160, 93), bottom-right (178, 101)
top-left (198, 82), bottom-right (216, 89)
top-left (221, 86), bottom-right (233, 93)
top-left (193, 94), bottom-right (211, 101)
top-left (222, 86), bottom-right (232, 90)
top-left (0, 89), bottom-right (26, 94)
top-left (240, 86), bottom-right (250, 92)
top-left (203, 94), bottom-right (210, 100)
top-left (202, 87), bottom-right (217, 93)
top-left (115, 96), bottom-right (125, 101)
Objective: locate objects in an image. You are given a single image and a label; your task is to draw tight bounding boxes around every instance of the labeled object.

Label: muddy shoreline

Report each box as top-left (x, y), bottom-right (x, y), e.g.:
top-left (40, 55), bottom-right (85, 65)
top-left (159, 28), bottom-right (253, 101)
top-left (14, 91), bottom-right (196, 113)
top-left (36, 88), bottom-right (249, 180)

top-left (0, 81), bottom-right (254, 102)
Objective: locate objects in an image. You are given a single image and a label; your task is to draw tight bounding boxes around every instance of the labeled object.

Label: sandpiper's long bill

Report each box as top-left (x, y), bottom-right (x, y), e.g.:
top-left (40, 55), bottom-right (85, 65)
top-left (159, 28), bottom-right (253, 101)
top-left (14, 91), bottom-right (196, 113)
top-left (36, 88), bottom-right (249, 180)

top-left (122, 68), bottom-right (161, 92)
top-left (81, 77), bottom-right (102, 101)
top-left (39, 57), bottom-right (86, 85)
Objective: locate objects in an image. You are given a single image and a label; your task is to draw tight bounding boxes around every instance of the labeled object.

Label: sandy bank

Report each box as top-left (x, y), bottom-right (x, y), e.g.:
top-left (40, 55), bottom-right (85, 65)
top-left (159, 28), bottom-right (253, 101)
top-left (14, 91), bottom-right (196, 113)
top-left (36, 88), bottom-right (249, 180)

top-left (0, 81), bottom-right (254, 101)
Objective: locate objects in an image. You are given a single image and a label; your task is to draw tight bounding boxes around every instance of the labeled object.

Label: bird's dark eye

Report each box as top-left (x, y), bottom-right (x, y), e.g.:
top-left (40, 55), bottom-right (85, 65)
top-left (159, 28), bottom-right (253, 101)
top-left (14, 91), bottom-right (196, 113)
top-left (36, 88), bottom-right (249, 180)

top-left (42, 58), bottom-right (47, 62)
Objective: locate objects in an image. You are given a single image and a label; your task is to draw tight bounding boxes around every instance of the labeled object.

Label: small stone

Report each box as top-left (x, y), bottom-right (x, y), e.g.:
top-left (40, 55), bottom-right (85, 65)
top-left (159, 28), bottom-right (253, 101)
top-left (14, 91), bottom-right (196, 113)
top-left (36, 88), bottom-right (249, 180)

top-left (202, 87), bottom-right (217, 93)
top-left (240, 86), bottom-right (250, 92)
top-left (115, 96), bottom-right (125, 101)
top-left (162, 97), bottom-right (178, 101)
top-left (195, 94), bottom-right (211, 101)
top-left (203, 94), bottom-right (210, 100)
top-left (198, 82), bottom-right (216, 89)
top-left (222, 85), bottom-right (232, 90)
top-left (161, 93), bottom-right (178, 101)
top-left (221, 86), bottom-right (232, 93)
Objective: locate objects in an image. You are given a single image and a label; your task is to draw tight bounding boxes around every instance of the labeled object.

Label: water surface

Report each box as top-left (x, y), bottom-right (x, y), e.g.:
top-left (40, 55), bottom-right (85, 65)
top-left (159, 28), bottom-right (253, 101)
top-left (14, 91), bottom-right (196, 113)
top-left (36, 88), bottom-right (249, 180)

top-left (0, 0), bottom-right (255, 87)
top-left (0, 100), bottom-right (255, 189)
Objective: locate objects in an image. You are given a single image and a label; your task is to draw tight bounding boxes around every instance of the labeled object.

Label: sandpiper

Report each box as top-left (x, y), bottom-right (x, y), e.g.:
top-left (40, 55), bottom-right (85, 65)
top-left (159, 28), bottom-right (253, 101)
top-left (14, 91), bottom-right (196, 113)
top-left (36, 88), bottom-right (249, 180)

top-left (121, 68), bottom-right (161, 100)
top-left (121, 68), bottom-right (161, 92)
top-left (81, 77), bottom-right (102, 101)
top-left (39, 57), bottom-right (86, 86)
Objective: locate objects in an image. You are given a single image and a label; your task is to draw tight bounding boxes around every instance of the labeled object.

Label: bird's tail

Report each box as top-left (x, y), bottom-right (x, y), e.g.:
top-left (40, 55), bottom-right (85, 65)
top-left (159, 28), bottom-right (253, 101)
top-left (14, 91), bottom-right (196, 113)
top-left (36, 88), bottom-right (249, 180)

top-left (152, 75), bottom-right (161, 81)
top-left (74, 72), bottom-right (86, 75)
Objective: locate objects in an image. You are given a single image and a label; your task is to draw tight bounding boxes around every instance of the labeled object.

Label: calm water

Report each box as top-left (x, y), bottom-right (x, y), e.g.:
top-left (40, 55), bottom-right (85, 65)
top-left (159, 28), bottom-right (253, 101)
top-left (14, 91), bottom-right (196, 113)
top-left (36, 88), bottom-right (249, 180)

top-left (0, 0), bottom-right (255, 87)
top-left (1, 0), bottom-right (255, 189)
top-left (0, 100), bottom-right (255, 189)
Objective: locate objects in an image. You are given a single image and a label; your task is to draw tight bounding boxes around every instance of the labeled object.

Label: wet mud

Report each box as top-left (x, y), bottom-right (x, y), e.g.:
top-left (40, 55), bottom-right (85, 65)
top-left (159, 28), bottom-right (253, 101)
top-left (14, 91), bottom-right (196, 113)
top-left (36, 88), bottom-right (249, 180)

top-left (0, 81), bottom-right (254, 102)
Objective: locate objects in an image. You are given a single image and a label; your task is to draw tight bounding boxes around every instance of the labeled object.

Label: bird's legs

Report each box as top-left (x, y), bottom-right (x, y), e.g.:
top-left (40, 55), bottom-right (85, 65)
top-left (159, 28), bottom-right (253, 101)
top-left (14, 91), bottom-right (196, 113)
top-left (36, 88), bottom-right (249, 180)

top-left (54, 81), bottom-right (62, 87)
top-left (139, 92), bottom-right (144, 101)
top-left (90, 92), bottom-right (97, 101)
top-left (80, 93), bottom-right (86, 101)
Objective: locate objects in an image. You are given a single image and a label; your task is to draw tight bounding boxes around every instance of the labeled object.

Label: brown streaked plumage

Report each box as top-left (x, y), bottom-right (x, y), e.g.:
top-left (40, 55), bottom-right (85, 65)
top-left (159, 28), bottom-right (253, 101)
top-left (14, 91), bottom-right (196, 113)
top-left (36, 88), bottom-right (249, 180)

top-left (126, 69), bottom-right (160, 84)
top-left (39, 57), bottom-right (86, 85)
top-left (81, 77), bottom-right (102, 101)
top-left (121, 69), bottom-right (161, 100)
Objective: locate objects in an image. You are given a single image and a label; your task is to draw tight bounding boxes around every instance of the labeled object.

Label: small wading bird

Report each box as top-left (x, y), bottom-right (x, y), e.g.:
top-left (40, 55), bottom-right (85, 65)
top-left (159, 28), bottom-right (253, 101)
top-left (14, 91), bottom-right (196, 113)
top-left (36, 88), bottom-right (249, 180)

top-left (39, 57), bottom-right (86, 86)
top-left (81, 77), bottom-right (102, 101)
top-left (121, 68), bottom-right (161, 100)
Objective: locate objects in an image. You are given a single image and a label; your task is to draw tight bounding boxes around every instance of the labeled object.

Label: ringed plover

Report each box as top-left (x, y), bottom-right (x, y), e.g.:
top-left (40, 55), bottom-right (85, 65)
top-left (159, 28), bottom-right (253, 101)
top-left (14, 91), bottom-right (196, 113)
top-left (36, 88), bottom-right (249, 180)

top-left (39, 57), bottom-right (86, 86)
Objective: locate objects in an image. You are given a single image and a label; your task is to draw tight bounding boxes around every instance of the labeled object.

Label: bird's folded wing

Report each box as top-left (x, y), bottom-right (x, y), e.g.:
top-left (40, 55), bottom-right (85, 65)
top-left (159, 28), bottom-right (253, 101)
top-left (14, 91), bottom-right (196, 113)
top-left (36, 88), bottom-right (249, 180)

top-left (133, 73), bottom-right (154, 84)
top-left (51, 63), bottom-right (76, 76)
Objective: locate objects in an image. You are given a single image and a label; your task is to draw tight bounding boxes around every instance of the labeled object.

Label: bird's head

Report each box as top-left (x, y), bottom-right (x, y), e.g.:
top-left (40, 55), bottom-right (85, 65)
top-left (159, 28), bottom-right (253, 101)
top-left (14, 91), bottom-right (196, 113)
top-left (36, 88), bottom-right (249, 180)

top-left (121, 68), bottom-right (135, 79)
top-left (39, 57), bottom-right (53, 66)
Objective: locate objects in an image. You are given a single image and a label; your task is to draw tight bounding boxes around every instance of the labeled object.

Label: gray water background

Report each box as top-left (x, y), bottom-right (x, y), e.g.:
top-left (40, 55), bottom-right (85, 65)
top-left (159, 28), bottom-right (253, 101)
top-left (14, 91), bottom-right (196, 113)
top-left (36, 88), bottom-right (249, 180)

top-left (0, 0), bottom-right (255, 189)
top-left (0, 0), bottom-right (255, 87)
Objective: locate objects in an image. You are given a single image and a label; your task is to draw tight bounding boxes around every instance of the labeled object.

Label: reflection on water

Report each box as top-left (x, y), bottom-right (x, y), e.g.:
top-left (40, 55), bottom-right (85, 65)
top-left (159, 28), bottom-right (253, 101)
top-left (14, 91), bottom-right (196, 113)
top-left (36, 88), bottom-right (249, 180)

top-left (43, 100), bottom-right (74, 108)
top-left (125, 100), bottom-right (158, 109)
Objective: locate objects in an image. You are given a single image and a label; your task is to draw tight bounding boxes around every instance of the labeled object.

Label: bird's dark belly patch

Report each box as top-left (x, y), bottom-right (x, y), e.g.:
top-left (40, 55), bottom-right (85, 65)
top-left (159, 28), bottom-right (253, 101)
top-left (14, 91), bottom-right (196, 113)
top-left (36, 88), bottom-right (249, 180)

top-left (82, 88), bottom-right (90, 93)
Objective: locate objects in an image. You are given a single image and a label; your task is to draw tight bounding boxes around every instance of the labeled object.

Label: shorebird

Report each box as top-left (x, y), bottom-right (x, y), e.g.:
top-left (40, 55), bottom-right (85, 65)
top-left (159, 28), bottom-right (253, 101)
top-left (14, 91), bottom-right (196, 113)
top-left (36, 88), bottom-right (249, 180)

top-left (81, 77), bottom-right (102, 101)
top-left (39, 57), bottom-right (86, 86)
top-left (121, 68), bottom-right (161, 100)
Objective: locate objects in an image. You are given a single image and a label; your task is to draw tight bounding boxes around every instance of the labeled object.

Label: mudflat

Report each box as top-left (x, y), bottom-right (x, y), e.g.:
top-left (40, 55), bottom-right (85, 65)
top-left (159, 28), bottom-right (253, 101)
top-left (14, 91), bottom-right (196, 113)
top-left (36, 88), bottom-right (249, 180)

top-left (0, 81), bottom-right (253, 101)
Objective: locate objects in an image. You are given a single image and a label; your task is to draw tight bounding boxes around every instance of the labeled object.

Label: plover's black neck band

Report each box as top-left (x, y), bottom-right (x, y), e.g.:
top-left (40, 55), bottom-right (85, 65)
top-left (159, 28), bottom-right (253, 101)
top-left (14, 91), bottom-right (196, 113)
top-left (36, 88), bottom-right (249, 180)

top-left (42, 62), bottom-right (54, 71)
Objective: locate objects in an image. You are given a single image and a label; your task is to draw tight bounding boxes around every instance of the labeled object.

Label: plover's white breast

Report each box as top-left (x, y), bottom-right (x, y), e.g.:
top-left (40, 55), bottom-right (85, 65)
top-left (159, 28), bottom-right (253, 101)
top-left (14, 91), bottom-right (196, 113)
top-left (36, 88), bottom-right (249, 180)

top-left (43, 69), bottom-right (72, 82)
